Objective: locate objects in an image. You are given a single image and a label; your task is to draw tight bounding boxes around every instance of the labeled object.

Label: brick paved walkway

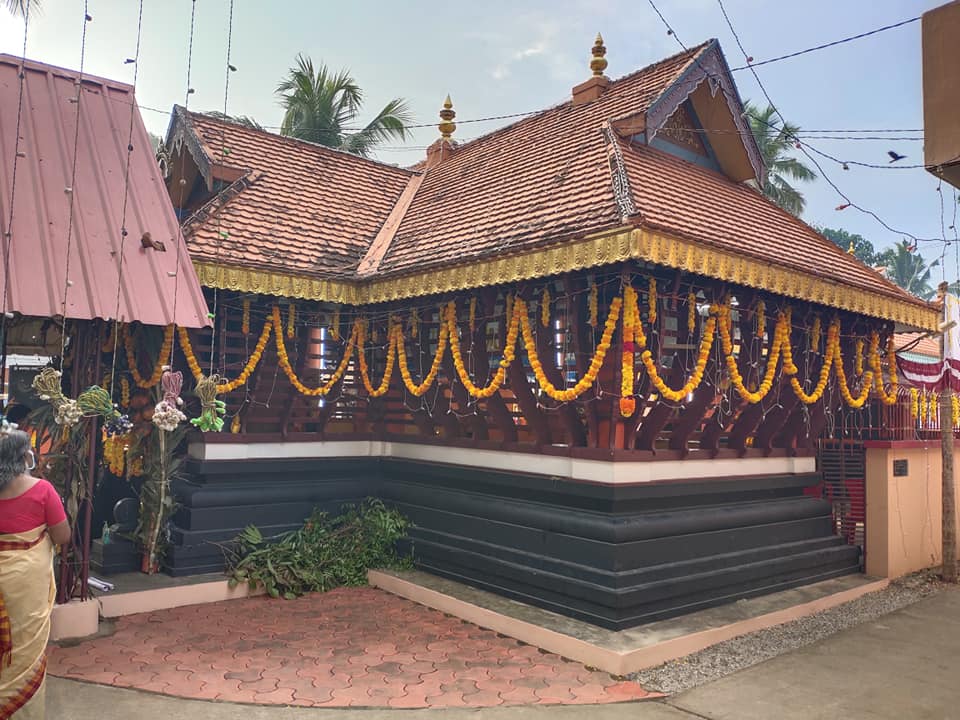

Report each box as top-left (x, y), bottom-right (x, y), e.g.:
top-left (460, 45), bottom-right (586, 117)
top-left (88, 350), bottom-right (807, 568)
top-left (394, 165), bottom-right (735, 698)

top-left (49, 587), bottom-right (657, 708)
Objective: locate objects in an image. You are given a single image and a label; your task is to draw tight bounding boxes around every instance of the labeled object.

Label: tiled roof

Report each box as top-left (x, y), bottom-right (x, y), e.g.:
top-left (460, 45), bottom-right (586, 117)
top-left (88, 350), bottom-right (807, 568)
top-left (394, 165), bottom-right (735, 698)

top-left (376, 44), bottom-right (707, 275)
top-left (618, 140), bottom-right (924, 305)
top-left (177, 40), bottom-right (929, 323)
top-left (180, 110), bottom-right (414, 277)
top-left (0, 55), bottom-right (209, 327)
top-left (895, 332), bottom-right (939, 359)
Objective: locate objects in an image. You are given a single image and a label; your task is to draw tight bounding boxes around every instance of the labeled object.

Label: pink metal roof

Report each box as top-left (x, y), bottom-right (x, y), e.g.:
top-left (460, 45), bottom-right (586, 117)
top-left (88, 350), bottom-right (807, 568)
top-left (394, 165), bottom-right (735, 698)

top-left (0, 55), bottom-right (209, 328)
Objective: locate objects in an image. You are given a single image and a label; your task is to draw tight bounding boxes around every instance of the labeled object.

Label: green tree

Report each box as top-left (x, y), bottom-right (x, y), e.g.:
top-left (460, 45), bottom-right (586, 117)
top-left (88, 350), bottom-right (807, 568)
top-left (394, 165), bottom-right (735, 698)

top-left (4, 0), bottom-right (38, 16)
top-left (276, 54), bottom-right (413, 157)
top-left (746, 102), bottom-right (817, 216)
top-left (817, 226), bottom-right (880, 266)
top-left (883, 240), bottom-right (939, 300)
top-left (204, 111), bottom-right (264, 131)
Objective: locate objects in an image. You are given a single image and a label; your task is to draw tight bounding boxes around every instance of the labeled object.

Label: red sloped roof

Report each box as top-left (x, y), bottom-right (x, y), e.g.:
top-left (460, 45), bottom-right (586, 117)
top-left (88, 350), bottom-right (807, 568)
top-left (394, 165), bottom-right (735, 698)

top-left (376, 43), bottom-right (708, 276)
top-left (618, 139), bottom-right (927, 306)
top-left (180, 110), bottom-right (414, 277)
top-left (0, 55), bottom-right (209, 327)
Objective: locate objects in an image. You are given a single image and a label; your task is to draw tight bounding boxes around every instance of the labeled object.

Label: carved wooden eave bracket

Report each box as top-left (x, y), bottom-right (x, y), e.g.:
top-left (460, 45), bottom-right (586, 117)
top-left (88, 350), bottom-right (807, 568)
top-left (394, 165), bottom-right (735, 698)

top-left (601, 123), bottom-right (641, 224)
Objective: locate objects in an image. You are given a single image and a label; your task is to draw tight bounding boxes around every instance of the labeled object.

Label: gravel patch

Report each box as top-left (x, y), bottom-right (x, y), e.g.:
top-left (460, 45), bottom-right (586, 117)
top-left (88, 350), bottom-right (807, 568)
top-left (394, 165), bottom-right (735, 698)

top-left (632, 571), bottom-right (947, 694)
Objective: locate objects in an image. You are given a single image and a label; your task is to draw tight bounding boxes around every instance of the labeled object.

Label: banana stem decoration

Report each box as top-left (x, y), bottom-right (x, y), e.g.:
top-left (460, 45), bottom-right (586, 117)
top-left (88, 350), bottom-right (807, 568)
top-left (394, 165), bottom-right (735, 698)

top-left (191, 374), bottom-right (227, 432)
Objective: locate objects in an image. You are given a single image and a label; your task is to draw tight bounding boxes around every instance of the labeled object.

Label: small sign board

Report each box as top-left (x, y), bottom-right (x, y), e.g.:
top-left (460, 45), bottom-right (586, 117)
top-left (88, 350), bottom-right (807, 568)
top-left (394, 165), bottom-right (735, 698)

top-left (893, 459), bottom-right (909, 477)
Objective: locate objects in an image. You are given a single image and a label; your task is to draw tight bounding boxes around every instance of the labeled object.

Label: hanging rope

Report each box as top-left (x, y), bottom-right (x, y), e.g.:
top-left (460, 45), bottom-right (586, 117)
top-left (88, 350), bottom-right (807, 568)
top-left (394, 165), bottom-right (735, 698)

top-left (108, 0), bottom-right (145, 399)
top-left (58, 2), bottom-right (91, 368)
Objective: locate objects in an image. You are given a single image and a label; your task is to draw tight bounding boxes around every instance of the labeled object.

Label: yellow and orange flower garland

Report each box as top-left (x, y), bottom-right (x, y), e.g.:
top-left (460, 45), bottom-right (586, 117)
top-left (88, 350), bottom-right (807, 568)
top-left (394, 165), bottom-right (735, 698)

top-left (755, 300), bottom-right (765, 337)
top-left (287, 304), bottom-right (296, 339)
top-left (241, 299), bottom-right (250, 335)
top-left (468, 297), bottom-right (477, 333)
top-left (688, 292), bottom-right (697, 334)
top-left (648, 278), bottom-right (657, 324)
top-left (123, 282), bottom-right (905, 419)
top-left (125, 324), bottom-right (174, 388)
top-left (541, 287), bottom-right (551, 328)
top-left (588, 282), bottom-right (598, 328)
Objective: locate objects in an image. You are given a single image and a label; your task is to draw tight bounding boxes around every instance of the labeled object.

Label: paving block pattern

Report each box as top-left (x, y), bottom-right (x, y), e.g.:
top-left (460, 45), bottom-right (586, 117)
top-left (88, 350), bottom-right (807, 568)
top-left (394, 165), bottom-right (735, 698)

top-left (49, 587), bottom-right (657, 708)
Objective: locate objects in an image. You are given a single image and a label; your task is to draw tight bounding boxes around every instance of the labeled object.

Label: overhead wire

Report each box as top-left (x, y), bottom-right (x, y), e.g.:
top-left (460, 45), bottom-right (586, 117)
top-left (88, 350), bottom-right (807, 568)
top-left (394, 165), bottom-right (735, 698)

top-left (108, 0), bottom-right (145, 401)
top-left (58, 2), bottom-right (91, 367)
top-left (646, 0), bottom-right (946, 247)
top-left (728, 15), bottom-right (921, 71)
top-left (0, 0), bottom-right (32, 400)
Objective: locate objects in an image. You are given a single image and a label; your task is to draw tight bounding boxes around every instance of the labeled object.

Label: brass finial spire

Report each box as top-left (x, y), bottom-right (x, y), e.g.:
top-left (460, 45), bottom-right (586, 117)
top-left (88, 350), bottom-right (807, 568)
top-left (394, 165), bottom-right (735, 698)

top-left (439, 95), bottom-right (456, 142)
top-left (590, 33), bottom-right (608, 77)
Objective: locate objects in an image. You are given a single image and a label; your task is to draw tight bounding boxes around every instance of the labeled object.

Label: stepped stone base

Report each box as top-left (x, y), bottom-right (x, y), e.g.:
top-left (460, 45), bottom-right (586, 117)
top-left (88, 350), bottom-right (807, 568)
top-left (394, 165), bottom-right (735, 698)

top-left (167, 453), bottom-right (860, 629)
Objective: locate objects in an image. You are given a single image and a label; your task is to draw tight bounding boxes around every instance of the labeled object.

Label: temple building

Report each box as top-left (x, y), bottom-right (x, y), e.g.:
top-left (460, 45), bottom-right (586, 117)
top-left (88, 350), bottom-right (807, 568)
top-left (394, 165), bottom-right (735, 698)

top-left (146, 37), bottom-right (936, 628)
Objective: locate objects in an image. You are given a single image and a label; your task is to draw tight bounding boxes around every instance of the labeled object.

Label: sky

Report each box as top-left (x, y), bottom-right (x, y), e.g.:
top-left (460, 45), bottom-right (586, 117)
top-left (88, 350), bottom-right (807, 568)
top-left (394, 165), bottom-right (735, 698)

top-left (1, 0), bottom-right (955, 279)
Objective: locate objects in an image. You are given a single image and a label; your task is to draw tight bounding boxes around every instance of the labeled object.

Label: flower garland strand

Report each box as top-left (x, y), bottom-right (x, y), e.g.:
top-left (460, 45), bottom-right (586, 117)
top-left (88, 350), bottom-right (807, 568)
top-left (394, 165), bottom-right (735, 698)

top-left (287, 303), bottom-right (297, 339)
top-left (756, 300), bottom-right (765, 337)
top-left (331, 308), bottom-right (341, 342)
top-left (468, 296), bottom-right (477, 333)
top-left (241, 299), bottom-right (250, 335)
top-left (125, 325), bottom-right (174, 388)
top-left (356, 318), bottom-right (396, 398)
top-left (518, 296), bottom-right (621, 403)
top-left (648, 277), bottom-right (657, 324)
top-left (810, 316), bottom-right (822, 353)
top-left (447, 298), bottom-right (521, 399)
top-left (588, 282), bottom-right (598, 328)
top-left (541, 287), bottom-right (551, 328)
top-left (396, 314), bottom-right (449, 396)
top-left (688, 292), bottom-right (697, 334)
top-left (620, 285), bottom-right (638, 416)
top-left (272, 306), bottom-right (357, 396)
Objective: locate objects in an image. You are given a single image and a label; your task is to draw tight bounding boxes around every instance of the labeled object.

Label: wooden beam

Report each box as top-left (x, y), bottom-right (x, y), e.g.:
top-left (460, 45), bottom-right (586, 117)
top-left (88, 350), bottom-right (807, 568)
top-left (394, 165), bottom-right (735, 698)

top-left (509, 289), bottom-right (551, 447)
top-left (475, 290), bottom-right (518, 443)
top-left (563, 276), bottom-right (600, 447)
top-left (534, 288), bottom-right (587, 446)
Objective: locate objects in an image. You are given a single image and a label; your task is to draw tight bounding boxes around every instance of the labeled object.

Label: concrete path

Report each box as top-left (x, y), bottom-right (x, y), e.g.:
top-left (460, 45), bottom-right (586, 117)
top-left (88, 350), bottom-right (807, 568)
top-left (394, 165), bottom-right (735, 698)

top-left (49, 588), bottom-right (960, 719)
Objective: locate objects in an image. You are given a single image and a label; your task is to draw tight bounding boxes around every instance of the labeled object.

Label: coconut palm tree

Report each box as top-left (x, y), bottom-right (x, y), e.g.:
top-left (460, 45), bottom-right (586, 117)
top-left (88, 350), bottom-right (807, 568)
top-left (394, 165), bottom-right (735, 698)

top-left (276, 54), bottom-right (413, 157)
top-left (5, 0), bottom-right (38, 15)
top-left (883, 240), bottom-right (939, 300)
top-left (745, 102), bottom-right (817, 216)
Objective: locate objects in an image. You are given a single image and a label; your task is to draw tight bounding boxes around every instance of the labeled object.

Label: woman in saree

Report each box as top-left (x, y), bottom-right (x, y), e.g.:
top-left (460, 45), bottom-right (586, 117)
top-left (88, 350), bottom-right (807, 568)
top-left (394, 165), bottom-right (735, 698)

top-left (0, 428), bottom-right (69, 718)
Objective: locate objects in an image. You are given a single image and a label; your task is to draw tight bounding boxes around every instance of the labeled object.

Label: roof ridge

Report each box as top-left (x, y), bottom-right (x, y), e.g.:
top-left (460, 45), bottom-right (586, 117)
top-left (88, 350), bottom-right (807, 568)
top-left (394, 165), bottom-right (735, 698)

top-left (417, 39), bottom-right (713, 158)
top-left (182, 106), bottom-right (415, 177)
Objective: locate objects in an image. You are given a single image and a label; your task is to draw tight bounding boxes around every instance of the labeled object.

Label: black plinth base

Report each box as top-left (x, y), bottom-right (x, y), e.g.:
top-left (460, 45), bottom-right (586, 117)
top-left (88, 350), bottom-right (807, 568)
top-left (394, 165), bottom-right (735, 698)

top-left (167, 454), bottom-right (860, 629)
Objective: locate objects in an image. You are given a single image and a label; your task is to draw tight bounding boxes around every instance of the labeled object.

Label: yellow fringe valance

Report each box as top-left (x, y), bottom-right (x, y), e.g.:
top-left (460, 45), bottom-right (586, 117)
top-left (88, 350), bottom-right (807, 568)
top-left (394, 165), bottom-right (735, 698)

top-left (193, 226), bottom-right (937, 331)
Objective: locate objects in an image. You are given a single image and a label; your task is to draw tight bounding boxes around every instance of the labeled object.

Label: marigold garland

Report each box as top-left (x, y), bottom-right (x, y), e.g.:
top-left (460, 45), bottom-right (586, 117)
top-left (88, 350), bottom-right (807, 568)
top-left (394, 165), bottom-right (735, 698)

top-left (953, 395), bottom-right (960, 429)
top-left (541, 287), bottom-right (551, 328)
top-left (356, 318), bottom-right (396, 398)
top-left (241, 299), bottom-right (250, 335)
top-left (810, 316), bottom-right (821, 353)
top-left (396, 314), bottom-right (449, 396)
top-left (688, 292), bottom-right (697, 335)
top-left (620, 286), bottom-right (638, 416)
top-left (931, 393), bottom-right (939, 424)
top-left (869, 332), bottom-right (899, 406)
top-left (516, 296), bottom-right (621, 403)
top-left (125, 325), bottom-right (173, 388)
top-left (854, 339), bottom-right (864, 376)
top-left (447, 298), bottom-right (521, 399)
top-left (120, 378), bottom-right (130, 408)
top-left (331, 308), bottom-right (341, 342)
top-left (178, 320), bottom-right (272, 394)
top-left (756, 300), bottom-right (765, 337)
top-left (910, 388), bottom-right (919, 420)
top-left (410, 308), bottom-right (419, 338)
top-left (588, 283), bottom-right (598, 328)
top-left (716, 303), bottom-right (786, 404)
top-left (272, 305), bottom-right (356, 396)
top-left (469, 297), bottom-right (477, 333)
top-left (287, 304), bottom-right (296, 339)
top-left (648, 277), bottom-right (657, 324)
top-left (640, 311), bottom-right (715, 404)
top-left (920, 391), bottom-right (928, 423)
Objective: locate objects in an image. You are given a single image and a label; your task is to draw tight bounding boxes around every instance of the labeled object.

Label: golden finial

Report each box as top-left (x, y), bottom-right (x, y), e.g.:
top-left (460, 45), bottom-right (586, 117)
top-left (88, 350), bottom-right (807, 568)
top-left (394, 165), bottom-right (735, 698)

top-left (439, 95), bottom-right (456, 142)
top-left (847, 241), bottom-right (855, 254)
top-left (590, 33), bottom-right (608, 77)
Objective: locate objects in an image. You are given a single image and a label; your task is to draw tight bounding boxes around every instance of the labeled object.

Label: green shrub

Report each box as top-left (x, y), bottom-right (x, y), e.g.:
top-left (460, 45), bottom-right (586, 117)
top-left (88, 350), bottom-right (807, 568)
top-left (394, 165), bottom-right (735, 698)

top-left (223, 498), bottom-right (412, 599)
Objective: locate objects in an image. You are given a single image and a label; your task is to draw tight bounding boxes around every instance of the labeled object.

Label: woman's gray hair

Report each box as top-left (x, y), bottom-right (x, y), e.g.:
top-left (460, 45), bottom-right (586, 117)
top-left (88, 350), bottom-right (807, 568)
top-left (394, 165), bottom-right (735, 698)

top-left (0, 429), bottom-right (31, 490)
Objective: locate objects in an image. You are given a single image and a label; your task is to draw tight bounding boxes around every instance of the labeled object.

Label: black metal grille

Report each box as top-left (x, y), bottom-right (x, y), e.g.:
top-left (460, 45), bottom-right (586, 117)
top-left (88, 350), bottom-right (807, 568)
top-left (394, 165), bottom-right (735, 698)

top-left (816, 439), bottom-right (866, 556)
